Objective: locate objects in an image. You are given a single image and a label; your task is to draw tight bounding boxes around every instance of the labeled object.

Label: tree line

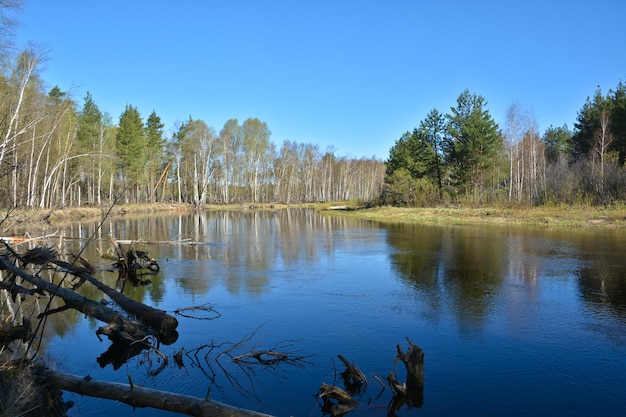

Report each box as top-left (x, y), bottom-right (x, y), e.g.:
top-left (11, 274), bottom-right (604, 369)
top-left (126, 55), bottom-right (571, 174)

top-left (3, 1), bottom-right (625, 211)
top-left (0, 81), bottom-right (385, 209)
top-left (386, 83), bottom-right (626, 206)
top-left (0, 3), bottom-right (384, 210)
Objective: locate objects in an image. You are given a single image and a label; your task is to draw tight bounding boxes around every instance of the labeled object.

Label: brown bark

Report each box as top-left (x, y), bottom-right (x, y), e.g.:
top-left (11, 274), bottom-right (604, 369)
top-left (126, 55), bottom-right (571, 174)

top-left (0, 252), bottom-right (155, 344)
top-left (40, 368), bottom-right (275, 417)
top-left (337, 354), bottom-right (366, 394)
top-left (387, 337), bottom-right (424, 410)
top-left (51, 259), bottom-right (178, 335)
top-left (318, 382), bottom-right (358, 416)
top-left (393, 337), bottom-right (424, 391)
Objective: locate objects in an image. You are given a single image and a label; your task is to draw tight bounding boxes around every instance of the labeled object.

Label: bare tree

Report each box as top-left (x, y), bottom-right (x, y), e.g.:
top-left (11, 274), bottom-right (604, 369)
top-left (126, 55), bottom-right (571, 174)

top-left (592, 110), bottom-right (614, 193)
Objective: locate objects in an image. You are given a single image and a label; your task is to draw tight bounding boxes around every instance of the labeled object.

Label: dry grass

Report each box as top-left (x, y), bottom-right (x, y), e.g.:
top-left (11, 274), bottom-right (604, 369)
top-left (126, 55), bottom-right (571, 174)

top-left (330, 204), bottom-right (626, 228)
top-left (4, 202), bottom-right (626, 232)
top-left (0, 363), bottom-right (69, 417)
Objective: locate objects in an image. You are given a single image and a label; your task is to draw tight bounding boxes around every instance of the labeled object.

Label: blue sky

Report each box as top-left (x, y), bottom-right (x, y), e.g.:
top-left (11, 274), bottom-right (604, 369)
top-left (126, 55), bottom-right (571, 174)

top-left (15, 0), bottom-right (626, 159)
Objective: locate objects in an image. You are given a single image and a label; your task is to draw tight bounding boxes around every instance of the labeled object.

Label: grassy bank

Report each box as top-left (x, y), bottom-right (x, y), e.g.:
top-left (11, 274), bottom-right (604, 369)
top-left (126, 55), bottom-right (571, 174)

top-left (0, 202), bottom-right (323, 232)
top-left (4, 202), bottom-right (626, 232)
top-left (326, 204), bottom-right (626, 228)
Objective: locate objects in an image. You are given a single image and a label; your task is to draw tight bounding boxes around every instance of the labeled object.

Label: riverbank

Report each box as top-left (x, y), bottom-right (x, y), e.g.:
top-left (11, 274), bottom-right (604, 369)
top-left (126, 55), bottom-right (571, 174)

top-left (0, 202), bottom-right (318, 233)
top-left (3, 202), bottom-right (626, 232)
top-left (329, 204), bottom-right (626, 228)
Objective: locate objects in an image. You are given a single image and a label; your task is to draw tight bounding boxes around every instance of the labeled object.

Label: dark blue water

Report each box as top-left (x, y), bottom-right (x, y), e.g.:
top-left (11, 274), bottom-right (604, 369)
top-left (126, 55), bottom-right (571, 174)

top-left (39, 209), bottom-right (626, 416)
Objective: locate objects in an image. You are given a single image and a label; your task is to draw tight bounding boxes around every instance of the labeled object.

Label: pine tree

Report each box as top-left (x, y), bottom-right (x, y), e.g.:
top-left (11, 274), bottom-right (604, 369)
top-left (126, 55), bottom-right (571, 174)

top-left (145, 110), bottom-right (165, 202)
top-left (116, 105), bottom-right (146, 201)
top-left (445, 90), bottom-right (501, 199)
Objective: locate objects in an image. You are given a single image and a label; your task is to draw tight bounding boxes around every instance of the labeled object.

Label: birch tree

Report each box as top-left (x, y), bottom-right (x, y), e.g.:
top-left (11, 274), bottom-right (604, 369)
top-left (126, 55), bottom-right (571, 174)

top-left (241, 118), bottom-right (270, 203)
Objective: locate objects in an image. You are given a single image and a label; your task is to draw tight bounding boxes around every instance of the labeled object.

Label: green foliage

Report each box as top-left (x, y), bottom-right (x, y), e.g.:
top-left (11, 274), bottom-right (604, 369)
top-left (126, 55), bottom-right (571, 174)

top-left (418, 108), bottom-right (446, 196)
top-left (445, 89), bottom-right (502, 196)
top-left (572, 82), bottom-right (626, 163)
top-left (116, 105), bottom-right (146, 182)
top-left (384, 168), bottom-right (439, 207)
top-left (76, 92), bottom-right (102, 153)
top-left (145, 110), bottom-right (166, 202)
top-left (543, 124), bottom-right (572, 163)
top-left (386, 130), bottom-right (435, 179)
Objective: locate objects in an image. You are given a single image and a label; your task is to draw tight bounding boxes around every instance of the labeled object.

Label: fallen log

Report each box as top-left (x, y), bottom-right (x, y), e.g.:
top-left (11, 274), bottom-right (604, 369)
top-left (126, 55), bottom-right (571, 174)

top-left (0, 279), bottom-right (44, 301)
top-left (39, 368), bottom-right (275, 417)
top-left (0, 252), bottom-right (156, 344)
top-left (51, 259), bottom-right (178, 335)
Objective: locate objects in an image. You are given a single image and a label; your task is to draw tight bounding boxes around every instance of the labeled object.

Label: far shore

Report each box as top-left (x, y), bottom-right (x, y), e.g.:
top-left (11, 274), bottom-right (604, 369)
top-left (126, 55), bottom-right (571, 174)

top-left (2, 202), bottom-right (626, 233)
top-left (328, 204), bottom-right (626, 228)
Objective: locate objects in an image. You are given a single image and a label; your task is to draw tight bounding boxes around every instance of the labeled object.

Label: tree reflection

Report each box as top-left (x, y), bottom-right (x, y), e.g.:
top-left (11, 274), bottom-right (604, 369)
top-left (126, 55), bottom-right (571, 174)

top-left (387, 224), bottom-right (507, 333)
top-left (577, 263), bottom-right (626, 319)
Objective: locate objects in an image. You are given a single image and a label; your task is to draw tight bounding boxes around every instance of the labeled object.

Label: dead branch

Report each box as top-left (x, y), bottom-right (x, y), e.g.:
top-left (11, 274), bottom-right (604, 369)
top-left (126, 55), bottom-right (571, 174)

top-left (387, 337), bottom-right (424, 411)
top-left (232, 350), bottom-right (288, 365)
top-left (337, 354), bottom-right (367, 394)
top-left (318, 382), bottom-right (358, 416)
top-left (51, 258), bottom-right (178, 336)
top-left (39, 368), bottom-right (276, 417)
top-left (0, 244), bottom-right (157, 346)
top-left (0, 279), bottom-right (44, 301)
top-left (392, 337), bottom-right (424, 392)
top-left (175, 303), bottom-right (221, 320)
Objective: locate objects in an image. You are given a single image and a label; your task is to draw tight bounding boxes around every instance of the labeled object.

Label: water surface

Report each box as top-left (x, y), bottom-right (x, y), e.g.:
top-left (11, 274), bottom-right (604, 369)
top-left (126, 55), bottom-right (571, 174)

top-left (36, 209), bottom-right (626, 416)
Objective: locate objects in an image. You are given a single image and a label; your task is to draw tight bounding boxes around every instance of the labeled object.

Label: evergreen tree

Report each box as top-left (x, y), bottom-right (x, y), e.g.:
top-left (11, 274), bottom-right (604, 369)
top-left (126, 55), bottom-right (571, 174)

top-left (418, 108), bottom-right (446, 196)
top-left (145, 110), bottom-right (165, 202)
top-left (608, 82), bottom-right (626, 163)
top-left (572, 87), bottom-right (608, 159)
top-left (445, 89), bottom-right (501, 198)
top-left (76, 92), bottom-right (103, 204)
top-left (386, 130), bottom-right (435, 180)
top-left (543, 124), bottom-right (572, 163)
top-left (116, 105), bottom-right (146, 200)
top-left (77, 92), bottom-right (102, 153)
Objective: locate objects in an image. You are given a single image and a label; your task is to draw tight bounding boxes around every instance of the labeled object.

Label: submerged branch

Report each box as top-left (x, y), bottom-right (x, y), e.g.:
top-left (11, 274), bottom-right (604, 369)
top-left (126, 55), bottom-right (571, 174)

top-left (39, 368), bottom-right (276, 417)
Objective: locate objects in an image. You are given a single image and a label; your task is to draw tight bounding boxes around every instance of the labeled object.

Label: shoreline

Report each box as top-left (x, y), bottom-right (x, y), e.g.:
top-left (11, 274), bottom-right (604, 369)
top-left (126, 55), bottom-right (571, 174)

top-left (3, 202), bottom-right (626, 232)
top-left (329, 205), bottom-right (626, 228)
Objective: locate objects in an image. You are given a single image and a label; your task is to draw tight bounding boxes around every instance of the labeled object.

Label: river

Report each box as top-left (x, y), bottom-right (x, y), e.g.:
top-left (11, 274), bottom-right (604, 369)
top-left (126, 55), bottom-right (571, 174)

top-left (24, 208), bottom-right (626, 416)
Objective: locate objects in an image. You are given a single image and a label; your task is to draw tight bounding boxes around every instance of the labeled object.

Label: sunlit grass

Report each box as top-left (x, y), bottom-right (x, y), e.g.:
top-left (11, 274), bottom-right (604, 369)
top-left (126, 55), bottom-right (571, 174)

top-left (4, 201), bottom-right (626, 231)
top-left (329, 204), bottom-right (626, 228)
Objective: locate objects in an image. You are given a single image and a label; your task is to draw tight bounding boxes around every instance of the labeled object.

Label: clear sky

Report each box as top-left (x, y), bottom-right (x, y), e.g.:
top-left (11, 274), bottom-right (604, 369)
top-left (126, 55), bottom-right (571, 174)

top-left (14, 0), bottom-right (626, 159)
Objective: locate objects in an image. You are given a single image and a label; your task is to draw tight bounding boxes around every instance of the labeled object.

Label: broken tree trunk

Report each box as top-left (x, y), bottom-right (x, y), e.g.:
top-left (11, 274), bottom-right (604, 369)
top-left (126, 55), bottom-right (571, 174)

top-left (337, 354), bottom-right (367, 394)
top-left (318, 382), bottom-right (359, 416)
top-left (393, 337), bottom-right (424, 391)
top-left (40, 368), bottom-right (275, 417)
top-left (387, 337), bottom-right (424, 410)
top-left (51, 259), bottom-right (178, 335)
top-left (0, 254), bottom-right (155, 344)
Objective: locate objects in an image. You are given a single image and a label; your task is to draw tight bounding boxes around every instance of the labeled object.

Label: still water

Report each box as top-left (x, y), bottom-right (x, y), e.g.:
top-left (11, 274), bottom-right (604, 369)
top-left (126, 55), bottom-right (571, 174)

top-left (38, 209), bottom-right (625, 416)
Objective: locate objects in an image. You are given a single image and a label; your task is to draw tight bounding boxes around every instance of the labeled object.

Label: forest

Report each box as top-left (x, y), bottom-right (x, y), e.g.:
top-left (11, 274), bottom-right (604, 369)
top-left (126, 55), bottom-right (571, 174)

top-left (0, 59), bottom-right (385, 209)
top-left (2, 2), bottom-right (626, 211)
top-left (385, 86), bottom-right (626, 207)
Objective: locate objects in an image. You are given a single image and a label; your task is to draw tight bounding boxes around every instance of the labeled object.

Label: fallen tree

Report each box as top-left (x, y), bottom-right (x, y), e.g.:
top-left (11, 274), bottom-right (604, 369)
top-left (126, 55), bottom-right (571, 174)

top-left (38, 368), bottom-right (276, 417)
top-left (52, 258), bottom-right (178, 335)
top-left (0, 242), bottom-right (177, 343)
top-left (0, 242), bottom-right (175, 343)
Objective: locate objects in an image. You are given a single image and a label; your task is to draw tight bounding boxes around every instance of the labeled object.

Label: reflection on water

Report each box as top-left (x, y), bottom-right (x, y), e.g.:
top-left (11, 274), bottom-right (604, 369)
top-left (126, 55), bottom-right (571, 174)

top-left (6, 209), bottom-right (625, 416)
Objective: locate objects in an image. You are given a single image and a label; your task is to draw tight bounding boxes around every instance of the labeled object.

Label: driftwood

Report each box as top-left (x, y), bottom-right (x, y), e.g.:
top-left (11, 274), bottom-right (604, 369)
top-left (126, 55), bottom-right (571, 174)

top-left (387, 337), bottom-right (424, 411)
top-left (0, 249), bottom-right (157, 345)
top-left (318, 382), bottom-right (359, 416)
top-left (0, 318), bottom-right (32, 349)
top-left (337, 354), bottom-right (367, 395)
top-left (51, 258), bottom-right (178, 336)
top-left (0, 279), bottom-right (44, 301)
top-left (40, 368), bottom-right (276, 417)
